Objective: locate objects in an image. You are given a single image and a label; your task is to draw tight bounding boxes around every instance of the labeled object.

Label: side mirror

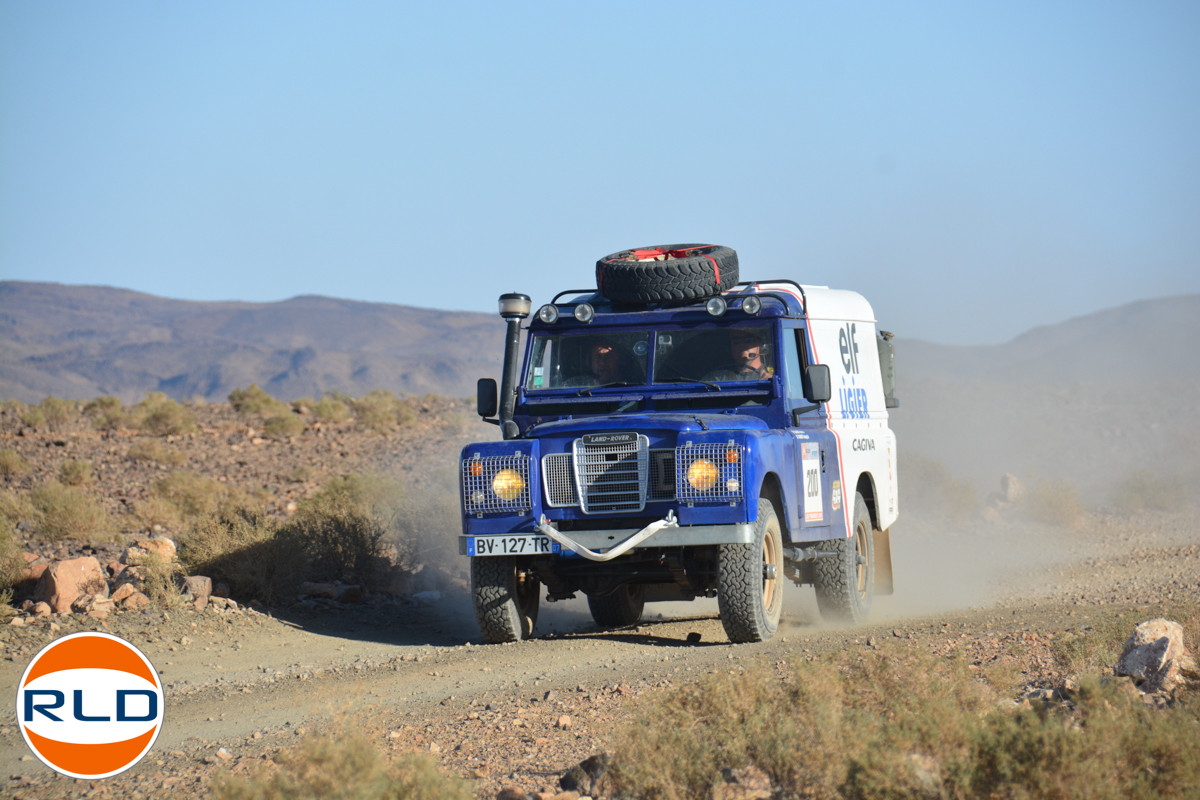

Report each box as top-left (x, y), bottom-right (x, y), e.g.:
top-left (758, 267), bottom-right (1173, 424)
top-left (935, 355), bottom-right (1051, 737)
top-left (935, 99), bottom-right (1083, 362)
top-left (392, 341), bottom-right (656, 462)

top-left (803, 364), bottom-right (831, 403)
top-left (476, 378), bottom-right (499, 418)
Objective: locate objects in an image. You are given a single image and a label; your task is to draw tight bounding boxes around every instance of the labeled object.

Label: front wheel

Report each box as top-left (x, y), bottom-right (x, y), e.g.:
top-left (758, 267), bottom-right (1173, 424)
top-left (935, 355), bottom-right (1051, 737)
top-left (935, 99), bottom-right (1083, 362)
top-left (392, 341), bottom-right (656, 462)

top-left (471, 557), bottom-right (539, 643)
top-left (717, 497), bottom-right (784, 643)
top-left (813, 492), bottom-right (875, 624)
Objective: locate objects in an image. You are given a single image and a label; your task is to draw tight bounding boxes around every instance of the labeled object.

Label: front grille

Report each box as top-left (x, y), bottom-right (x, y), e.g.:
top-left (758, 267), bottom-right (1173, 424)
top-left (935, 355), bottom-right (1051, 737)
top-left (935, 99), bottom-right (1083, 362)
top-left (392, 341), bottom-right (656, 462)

top-left (573, 434), bottom-right (649, 513)
top-left (543, 447), bottom-right (674, 509)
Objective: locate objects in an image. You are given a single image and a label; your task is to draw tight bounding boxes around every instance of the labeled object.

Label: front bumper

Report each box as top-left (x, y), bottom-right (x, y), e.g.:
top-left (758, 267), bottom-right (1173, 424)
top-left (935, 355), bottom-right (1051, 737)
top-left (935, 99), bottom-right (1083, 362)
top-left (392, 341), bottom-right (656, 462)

top-left (457, 514), bottom-right (754, 561)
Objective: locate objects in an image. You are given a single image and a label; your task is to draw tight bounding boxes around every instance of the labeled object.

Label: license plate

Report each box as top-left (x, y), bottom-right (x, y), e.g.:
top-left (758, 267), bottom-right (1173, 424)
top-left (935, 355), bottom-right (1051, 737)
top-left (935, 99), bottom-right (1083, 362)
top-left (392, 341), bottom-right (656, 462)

top-left (466, 535), bottom-right (561, 557)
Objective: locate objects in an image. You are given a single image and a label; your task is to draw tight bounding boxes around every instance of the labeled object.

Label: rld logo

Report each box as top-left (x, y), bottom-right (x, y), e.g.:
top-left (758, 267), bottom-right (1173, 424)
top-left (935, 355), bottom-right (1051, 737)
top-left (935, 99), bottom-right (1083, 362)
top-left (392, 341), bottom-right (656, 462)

top-left (16, 632), bottom-right (164, 779)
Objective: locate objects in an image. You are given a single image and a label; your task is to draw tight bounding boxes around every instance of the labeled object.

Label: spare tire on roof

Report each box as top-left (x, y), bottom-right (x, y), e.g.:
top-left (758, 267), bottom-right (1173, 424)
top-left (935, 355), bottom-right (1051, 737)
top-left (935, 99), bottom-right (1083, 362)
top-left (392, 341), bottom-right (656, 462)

top-left (595, 244), bottom-right (738, 303)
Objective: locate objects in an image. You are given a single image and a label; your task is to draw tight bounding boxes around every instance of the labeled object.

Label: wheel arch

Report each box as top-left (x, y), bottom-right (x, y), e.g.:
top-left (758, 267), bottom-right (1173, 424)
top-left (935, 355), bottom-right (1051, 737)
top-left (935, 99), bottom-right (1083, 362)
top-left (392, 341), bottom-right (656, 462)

top-left (854, 471), bottom-right (894, 596)
top-left (758, 471), bottom-right (789, 541)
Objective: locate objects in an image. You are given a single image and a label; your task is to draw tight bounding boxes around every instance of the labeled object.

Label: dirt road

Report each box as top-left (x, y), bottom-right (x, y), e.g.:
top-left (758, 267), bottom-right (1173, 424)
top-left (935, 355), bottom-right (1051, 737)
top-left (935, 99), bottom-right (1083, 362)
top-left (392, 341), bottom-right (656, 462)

top-left (3, 507), bottom-right (1197, 799)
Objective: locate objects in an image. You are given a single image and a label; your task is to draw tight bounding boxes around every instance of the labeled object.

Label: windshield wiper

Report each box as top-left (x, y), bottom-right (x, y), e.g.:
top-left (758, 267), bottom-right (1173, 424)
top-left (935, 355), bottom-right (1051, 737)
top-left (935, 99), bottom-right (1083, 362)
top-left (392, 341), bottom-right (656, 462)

top-left (576, 382), bottom-right (638, 397)
top-left (655, 377), bottom-right (721, 392)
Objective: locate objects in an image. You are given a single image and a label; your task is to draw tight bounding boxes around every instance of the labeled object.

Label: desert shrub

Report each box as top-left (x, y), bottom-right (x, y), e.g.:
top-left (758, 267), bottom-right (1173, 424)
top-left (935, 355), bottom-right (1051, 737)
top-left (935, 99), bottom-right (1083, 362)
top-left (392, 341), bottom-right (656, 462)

top-left (130, 495), bottom-right (183, 534)
top-left (126, 438), bottom-right (185, 466)
top-left (130, 392), bottom-right (195, 436)
top-left (0, 448), bottom-right (31, 478)
top-left (263, 412), bottom-right (305, 439)
top-left (30, 480), bottom-right (116, 543)
top-left (1111, 469), bottom-right (1190, 513)
top-left (149, 470), bottom-right (260, 523)
top-left (0, 516), bottom-right (25, 593)
top-left (212, 734), bottom-right (472, 800)
top-left (309, 395), bottom-right (352, 424)
top-left (19, 406), bottom-right (45, 430)
top-left (350, 390), bottom-right (413, 433)
top-left (611, 645), bottom-right (1200, 800)
top-left (82, 395), bottom-right (125, 430)
top-left (900, 451), bottom-right (977, 525)
top-left (1050, 613), bottom-right (1133, 678)
top-left (58, 459), bottom-right (94, 486)
top-left (0, 489), bottom-right (33, 525)
top-left (229, 384), bottom-right (289, 418)
top-left (37, 396), bottom-right (78, 432)
top-left (286, 473), bottom-right (404, 584)
top-left (140, 552), bottom-right (184, 607)
top-left (1023, 478), bottom-right (1086, 528)
top-left (178, 509), bottom-right (303, 605)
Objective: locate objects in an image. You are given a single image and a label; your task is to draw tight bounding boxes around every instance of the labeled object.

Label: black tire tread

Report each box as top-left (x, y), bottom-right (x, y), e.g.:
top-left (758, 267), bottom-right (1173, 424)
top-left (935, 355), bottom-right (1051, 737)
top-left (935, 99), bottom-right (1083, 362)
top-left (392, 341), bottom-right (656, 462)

top-left (596, 244), bottom-right (739, 303)
top-left (471, 557), bottom-right (538, 643)
top-left (717, 498), bottom-right (782, 643)
top-left (813, 493), bottom-right (874, 624)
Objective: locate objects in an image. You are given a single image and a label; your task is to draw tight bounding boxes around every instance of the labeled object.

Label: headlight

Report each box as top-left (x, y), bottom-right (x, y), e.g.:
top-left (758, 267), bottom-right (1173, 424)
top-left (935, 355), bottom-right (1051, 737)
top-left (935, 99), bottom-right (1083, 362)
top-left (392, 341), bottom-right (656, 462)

top-left (492, 469), bottom-right (526, 500)
top-left (686, 459), bottom-right (719, 491)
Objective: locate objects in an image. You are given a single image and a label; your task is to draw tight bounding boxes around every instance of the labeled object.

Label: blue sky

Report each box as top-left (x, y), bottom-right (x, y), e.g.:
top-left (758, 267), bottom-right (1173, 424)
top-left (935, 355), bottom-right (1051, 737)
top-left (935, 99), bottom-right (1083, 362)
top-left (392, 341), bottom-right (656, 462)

top-left (2, 1), bottom-right (1197, 345)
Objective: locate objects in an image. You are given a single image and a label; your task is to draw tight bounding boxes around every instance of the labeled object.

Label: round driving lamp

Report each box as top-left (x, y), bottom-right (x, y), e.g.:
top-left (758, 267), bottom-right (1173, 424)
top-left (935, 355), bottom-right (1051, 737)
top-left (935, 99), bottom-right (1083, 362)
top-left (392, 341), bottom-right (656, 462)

top-left (491, 469), bottom-right (526, 501)
top-left (741, 295), bottom-right (762, 316)
top-left (706, 296), bottom-right (727, 317)
top-left (573, 303), bottom-right (595, 323)
top-left (537, 304), bottom-right (560, 324)
top-left (686, 459), bottom-right (719, 491)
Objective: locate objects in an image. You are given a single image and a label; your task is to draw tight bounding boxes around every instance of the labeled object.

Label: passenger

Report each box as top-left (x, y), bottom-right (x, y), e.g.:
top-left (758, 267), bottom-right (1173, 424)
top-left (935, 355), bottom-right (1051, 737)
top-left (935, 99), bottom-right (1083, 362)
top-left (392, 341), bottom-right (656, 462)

top-left (705, 330), bottom-right (773, 381)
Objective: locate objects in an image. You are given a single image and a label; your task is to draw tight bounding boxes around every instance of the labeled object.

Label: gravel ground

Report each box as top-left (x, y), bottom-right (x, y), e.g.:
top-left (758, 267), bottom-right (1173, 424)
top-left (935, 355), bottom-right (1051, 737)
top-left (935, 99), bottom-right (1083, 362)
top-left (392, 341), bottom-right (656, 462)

top-left (2, 405), bottom-right (1197, 798)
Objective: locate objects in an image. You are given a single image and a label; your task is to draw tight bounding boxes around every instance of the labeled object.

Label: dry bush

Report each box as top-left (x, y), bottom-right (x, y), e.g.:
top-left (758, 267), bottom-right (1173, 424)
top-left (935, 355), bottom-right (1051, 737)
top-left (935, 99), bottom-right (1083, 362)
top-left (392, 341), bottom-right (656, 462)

top-left (308, 395), bottom-right (352, 424)
top-left (37, 396), bottom-right (78, 432)
top-left (900, 451), bottom-right (978, 525)
top-left (263, 412), bottom-right (305, 440)
top-left (150, 470), bottom-right (260, 523)
top-left (611, 642), bottom-right (1200, 800)
top-left (350, 390), bottom-right (414, 433)
top-left (19, 406), bottom-right (45, 430)
top-left (126, 438), bottom-right (185, 466)
top-left (82, 395), bottom-right (125, 430)
top-left (0, 489), bottom-right (33, 526)
top-left (229, 384), bottom-right (290, 418)
top-left (130, 495), bottom-right (183, 534)
top-left (140, 552), bottom-right (184, 607)
top-left (1022, 478), bottom-right (1086, 528)
top-left (130, 392), bottom-right (196, 436)
top-left (0, 448), bottom-right (31, 478)
top-left (0, 516), bottom-right (25, 594)
top-left (178, 508), bottom-right (302, 604)
top-left (212, 733), bottom-right (471, 800)
top-left (30, 480), bottom-right (117, 543)
top-left (58, 458), bottom-right (94, 486)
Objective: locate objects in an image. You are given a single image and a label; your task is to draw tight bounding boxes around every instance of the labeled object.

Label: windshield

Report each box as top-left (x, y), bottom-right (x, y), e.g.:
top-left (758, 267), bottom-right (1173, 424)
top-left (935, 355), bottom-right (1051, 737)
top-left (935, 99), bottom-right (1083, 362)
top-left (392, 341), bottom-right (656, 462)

top-left (524, 324), bottom-right (774, 391)
top-left (525, 331), bottom-right (649, 390)
top-left (653, 325), bottom-right (774, 383)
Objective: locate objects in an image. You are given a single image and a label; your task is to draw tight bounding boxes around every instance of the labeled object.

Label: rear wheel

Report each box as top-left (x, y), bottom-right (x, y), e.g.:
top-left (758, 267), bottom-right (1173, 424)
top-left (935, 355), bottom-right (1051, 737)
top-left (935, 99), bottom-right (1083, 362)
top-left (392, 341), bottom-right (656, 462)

top-left (587, 584), bottom-right (645, 629)
top-left (814, 492), bottom-right (875, 624)
top-left (717, 497), bottom-right (784, 643)
top-left (471, 557), bottom-right (539, 643)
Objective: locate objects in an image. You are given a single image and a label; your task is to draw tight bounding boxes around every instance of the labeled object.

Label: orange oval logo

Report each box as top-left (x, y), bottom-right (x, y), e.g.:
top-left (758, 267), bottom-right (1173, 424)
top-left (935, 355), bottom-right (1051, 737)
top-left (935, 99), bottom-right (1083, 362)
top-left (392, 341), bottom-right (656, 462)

top-left (17, 632), bottom-right (164, 779)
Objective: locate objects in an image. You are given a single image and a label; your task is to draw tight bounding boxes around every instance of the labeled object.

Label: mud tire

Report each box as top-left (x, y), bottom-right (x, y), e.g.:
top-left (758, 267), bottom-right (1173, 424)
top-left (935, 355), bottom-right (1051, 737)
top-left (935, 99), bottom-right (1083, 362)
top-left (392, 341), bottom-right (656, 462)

top-left (471, 557), bottom-right (539, 643)
top-left (587, 584), bottom-right (645, 629)
top-left (595, 244), bottom-right (739, 303)
top-left (814, 492), bottom-right (875, 624)
top-left (717, 497), bottom-right (784, 643)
